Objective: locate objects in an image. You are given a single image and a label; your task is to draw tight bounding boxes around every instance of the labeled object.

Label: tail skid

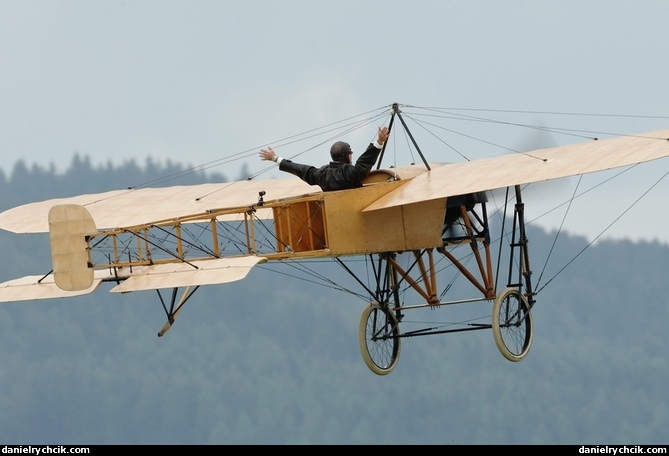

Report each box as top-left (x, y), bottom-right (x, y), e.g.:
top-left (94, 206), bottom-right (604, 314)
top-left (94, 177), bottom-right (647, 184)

top-left (157, 286), bottom-right (197, 337)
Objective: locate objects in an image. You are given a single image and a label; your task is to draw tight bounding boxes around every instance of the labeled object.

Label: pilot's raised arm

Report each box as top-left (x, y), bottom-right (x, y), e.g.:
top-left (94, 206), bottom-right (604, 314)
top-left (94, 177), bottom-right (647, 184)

top-left (258, 126), bottom-right (389, 191)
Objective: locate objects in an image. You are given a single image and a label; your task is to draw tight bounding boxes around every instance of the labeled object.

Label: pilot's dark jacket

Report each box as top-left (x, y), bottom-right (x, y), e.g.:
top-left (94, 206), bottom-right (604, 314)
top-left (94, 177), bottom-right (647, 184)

top-left (279, 142), bottom-right (383, 192)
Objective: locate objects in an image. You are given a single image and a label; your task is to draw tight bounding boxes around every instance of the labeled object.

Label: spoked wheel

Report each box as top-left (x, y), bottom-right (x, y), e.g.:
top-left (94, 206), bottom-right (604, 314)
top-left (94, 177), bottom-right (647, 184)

top-left (492, 287), bottom-right (533, 362)
top-left (358, 302), bottom-right (401, 375)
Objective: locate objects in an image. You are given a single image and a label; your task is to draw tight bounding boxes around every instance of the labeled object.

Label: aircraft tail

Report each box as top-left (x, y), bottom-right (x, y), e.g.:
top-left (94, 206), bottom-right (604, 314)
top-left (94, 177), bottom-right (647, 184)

top-left (48, 204), bottom-right (97, 292)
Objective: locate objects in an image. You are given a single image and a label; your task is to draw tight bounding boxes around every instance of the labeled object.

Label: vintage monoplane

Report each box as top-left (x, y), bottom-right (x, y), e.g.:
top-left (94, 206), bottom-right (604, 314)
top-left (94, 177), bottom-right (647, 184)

top-left (0, 103), bottom-right (668, 375)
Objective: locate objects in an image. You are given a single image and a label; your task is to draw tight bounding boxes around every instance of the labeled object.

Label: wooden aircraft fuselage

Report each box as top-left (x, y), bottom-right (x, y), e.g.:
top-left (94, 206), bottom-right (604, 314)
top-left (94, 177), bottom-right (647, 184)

top-left (272, 175), bottom-right (445, 258)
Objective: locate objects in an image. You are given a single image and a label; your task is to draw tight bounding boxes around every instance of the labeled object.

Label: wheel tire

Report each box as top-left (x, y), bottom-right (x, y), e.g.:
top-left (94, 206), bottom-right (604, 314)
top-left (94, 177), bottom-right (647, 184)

top-left (492, 287), bottom-right (533, 362)
top-left (358, 303), bottom-right (401, 375)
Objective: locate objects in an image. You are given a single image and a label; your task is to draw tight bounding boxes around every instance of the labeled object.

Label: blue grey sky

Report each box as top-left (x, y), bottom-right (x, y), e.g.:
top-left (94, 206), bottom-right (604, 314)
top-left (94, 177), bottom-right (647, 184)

top-left (2, 0), bottom-right (669, 242)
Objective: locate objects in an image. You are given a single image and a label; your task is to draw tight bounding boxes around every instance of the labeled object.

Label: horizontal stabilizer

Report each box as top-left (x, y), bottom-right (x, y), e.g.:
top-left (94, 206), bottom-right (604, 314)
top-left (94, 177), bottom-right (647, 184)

top-left (110, 256), bottom-right (268, 293)
top-left (0, 274), bottom-right (102, 303)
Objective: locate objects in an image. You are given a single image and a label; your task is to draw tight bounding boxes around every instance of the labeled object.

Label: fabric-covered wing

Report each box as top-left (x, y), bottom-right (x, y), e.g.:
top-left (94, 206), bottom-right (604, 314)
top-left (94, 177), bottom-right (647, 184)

top-left (364, 129), bottom-right (669, 212)
top-left (0, 272), bottom-right (105, 303)
top-left (0, 256), bottom-right (267, 302)
top-left (0, 178), bottom-right (318, 234)
top-left (109, 256), bottom-right (267, 293)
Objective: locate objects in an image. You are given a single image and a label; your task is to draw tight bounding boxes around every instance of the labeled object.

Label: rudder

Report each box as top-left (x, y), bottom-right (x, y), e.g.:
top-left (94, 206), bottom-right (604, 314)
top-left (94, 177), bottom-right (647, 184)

top-left (48, 204), bottom-right (97, 291)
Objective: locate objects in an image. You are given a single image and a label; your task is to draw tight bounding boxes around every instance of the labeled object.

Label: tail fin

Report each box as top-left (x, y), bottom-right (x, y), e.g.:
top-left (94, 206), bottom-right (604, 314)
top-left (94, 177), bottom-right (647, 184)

top-left (48, 204), bottom-right (97, 291)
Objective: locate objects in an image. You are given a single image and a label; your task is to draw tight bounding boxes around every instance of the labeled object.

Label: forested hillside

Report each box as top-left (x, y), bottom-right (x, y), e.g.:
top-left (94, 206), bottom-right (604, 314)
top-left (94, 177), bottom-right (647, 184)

top-left (0, 157), bottom-right (667, 444)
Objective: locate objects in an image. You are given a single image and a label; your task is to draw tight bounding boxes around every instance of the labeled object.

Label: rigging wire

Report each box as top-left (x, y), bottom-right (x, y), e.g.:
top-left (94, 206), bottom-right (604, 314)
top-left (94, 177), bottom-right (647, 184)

top-left (77, 106), bottom-right (392, 206)
top-left (533, 174), bottom-right (583, 291)
top-left (246, 110), bottom-right (390, 181)
top-left (534, 167), bottom-right (669, 294)
top-left (257, 259), bottom-right (371, 302)
top-left (90, 103), bottom-right (667, 195)
top-left (417, 106), bottom-right (669, 120)
top-left (132, 106), bottom-right (393, 190)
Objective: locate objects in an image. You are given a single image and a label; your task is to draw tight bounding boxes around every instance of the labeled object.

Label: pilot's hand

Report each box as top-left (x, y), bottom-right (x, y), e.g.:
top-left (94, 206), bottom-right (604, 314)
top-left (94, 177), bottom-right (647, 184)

top-left (377, 126), bottom-right (390, 145)
top-left (259, 147), bottom-right (276, 161)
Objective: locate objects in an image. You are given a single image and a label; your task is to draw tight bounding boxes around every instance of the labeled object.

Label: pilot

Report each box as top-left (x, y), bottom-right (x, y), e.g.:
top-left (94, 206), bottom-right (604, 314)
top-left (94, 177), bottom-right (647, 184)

top-left (259, 126), bottom-right (390, 191)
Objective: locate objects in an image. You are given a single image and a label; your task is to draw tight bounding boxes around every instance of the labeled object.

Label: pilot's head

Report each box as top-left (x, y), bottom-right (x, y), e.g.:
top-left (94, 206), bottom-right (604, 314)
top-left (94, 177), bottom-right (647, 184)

top-left (330, 141), bottom-right (352, 164)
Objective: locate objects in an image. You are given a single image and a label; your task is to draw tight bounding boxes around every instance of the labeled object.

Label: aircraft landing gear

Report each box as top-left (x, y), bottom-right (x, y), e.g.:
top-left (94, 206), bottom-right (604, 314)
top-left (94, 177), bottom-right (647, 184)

top-left (353, 184), bottom-right (535, 375)
top-left (492, 287), bottom-right (533, 361)
top-left (358, 302), bottom-right (401, 375)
